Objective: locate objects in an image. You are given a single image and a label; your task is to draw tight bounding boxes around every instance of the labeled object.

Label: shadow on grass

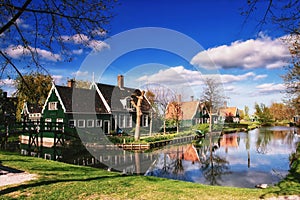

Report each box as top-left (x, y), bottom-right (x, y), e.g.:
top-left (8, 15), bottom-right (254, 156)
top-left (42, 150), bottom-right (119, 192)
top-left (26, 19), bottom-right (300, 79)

top-left (0, 174), bottom-right (125, 196)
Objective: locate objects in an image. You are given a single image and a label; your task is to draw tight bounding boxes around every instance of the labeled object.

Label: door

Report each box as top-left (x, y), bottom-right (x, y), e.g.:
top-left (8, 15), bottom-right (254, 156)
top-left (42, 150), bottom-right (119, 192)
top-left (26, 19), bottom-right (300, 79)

top-left (103, 120), bottom-right (110, 134)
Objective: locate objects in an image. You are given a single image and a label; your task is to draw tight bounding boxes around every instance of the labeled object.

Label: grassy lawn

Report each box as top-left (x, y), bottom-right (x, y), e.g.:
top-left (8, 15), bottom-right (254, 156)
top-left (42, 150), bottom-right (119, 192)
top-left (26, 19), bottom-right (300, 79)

top-left (0, 148), bottom-right (299, 200)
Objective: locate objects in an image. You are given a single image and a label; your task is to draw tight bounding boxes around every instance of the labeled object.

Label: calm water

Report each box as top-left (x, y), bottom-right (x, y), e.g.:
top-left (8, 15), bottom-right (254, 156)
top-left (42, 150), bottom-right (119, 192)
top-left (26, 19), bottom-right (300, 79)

top-left (145, 126), bottom-right (300, 188)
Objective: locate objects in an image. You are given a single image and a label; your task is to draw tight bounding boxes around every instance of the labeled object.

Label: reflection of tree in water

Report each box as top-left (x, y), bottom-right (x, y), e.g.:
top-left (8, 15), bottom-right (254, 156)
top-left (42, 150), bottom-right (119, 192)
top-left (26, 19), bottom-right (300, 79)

top-left (256, 129), bottom-right (272, 154)
top-left (201, 150), bottom-right (231, 186)
top-left (198, 134), bottom-right (231, 186)
top-left (173, 148), bottom-right (184, 175)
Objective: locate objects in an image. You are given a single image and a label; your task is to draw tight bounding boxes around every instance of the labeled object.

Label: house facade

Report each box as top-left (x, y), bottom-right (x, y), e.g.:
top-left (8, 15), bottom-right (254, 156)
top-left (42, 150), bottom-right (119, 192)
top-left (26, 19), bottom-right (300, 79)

top-left (165, 99), bottom-right (210, 127)
top-left (218, 102), bottom-right (240, 123)
top-left (41, 75), bottom-right (152, 135)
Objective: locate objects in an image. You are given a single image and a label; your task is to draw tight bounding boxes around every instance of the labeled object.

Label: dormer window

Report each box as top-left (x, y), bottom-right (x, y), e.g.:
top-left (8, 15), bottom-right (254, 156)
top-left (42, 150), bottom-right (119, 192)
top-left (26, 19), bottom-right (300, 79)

top-left (48, 102), bottom-right (58, 110)
top-left (126, 97), bottom-right (133, 109)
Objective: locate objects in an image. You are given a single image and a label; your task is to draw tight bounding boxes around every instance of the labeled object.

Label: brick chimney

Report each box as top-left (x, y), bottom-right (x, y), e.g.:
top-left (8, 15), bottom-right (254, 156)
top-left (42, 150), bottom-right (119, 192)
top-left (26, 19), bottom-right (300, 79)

top-left (67, 79), bottom-right (75, 88)
top-left (191, 96), bottom-right (194, 101)
top-left (117, 75), bottom-right (124, 88)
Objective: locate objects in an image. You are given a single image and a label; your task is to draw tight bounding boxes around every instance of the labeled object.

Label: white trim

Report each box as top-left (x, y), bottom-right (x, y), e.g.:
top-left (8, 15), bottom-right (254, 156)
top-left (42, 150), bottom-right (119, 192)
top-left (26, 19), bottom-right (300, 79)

top-left (87, 119), bottom-right (94, 128)
top-left (42, 84), bottom-right (66, 113)
top-left (91, 82), bottom-right (111, 113)
top-left (96, 119), bottom-right (102, 127)
top-left (78, 119), bottom-right (85, 128)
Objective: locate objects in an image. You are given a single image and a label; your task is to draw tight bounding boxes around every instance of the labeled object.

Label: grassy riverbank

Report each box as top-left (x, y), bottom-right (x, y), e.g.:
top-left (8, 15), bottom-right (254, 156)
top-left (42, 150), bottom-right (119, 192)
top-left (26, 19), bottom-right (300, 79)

top-left (0, 147), bottom-right (299, 200)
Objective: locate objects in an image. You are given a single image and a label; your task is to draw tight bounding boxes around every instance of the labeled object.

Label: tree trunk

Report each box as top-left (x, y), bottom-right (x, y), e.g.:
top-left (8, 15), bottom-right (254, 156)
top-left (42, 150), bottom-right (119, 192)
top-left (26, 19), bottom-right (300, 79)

top-left (135, 110), bottom-right (141, 141)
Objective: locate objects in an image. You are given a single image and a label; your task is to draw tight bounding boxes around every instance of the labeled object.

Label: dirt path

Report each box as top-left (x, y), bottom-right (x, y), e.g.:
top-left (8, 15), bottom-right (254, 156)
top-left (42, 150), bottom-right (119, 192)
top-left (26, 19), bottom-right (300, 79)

top-left (0, 165), bottom-right (36, 187)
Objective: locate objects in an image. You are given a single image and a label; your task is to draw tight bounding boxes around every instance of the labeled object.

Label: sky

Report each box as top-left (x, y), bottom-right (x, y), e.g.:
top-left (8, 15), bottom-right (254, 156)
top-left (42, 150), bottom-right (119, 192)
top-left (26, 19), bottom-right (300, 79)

top-left (1, 0), bottom-right (293, 114)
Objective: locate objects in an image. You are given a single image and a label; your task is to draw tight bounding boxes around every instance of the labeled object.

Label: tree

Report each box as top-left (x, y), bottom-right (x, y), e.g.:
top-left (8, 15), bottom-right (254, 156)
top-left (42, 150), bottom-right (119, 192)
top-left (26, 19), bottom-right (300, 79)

top-left (269, 102), bottom-right (295, 121)
top-left (0, 0), bottom-right (116, 79)
top-left (165, 100), bottom-right (182, 133)
top-left (13, 72), bottom-right (52, 120)
top-left (131, 89), bottom-right (145, 141)
top-left (201, 77), bottom-right (225, 132)
top-left (145, 84), bottom-right (176, 134)
top-left (254, 103), bottom-right (272, 125)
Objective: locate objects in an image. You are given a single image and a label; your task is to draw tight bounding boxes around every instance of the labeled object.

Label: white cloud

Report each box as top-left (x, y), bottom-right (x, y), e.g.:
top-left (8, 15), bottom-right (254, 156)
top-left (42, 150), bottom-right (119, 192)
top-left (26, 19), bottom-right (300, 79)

top-left (254, 74), bottom-right (268, 80)
top-left (137, 67), bottom-right (258, 87)
top-left (60, 34), bottom-right (109, 52)
top-left (52, 75), bottom-right (64, 85)
top-left (0, 79), bottom-right (15, 87)
top-left (256, 83), bottom-right (285, 94)
top-left (71, 70), bottom-right (89, 77)
top-left (72, 49), bottom-right (83, 55)
top-left (4, 45), bottom-right (61, 61)
top-left (191, 34), bottom-right (291, 70)
top-left (137, 66), bottom-right (203, 86)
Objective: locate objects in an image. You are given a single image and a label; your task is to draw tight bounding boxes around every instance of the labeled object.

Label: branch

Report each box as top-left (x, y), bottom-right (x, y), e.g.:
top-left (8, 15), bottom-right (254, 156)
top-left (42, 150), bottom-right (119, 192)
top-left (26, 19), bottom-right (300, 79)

top-left (3, 3), bottom-right (100, 23)
top-left (0, 0), bottom-right (32, 35)
top-left (0, 51), bottom-right (29, 90)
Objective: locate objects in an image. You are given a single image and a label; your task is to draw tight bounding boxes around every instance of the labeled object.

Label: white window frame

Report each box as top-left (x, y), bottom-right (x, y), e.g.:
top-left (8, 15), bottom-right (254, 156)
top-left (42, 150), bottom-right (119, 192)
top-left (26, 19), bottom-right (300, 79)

top-left (56, 118), bottom-right (63, 130)
top-left (78, 120), bottom-right (85, 128)
top-left (126, 115), bottom-right (132, 128)
top-left (87, 119), bottom-right (94, 128)
top-left (48, 102), bottom-right (58, 110)
top-left (119, 114), bottom-right (125, 128)
top-left (96, 119), bottom-right (102, 127)
top-left (45, 118), bottom-right (51, 130)
top-left (142, 115), bottom-right (148, 127)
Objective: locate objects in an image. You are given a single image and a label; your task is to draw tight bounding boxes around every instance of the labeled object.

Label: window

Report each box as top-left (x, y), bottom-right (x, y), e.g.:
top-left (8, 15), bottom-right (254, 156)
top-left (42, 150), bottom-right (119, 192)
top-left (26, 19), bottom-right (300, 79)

top-left (126, 115), bottom-right (132, 128)
top-left (126, 98), bottom-right (133, 109)
top-left (45, 118), bottom-right (51, 130)
top-left (119, 114), bottom-right (125, 128)
top-left (69, 120), bottom-right (76, 128)
top-left (48, 102), bottom-right (58, 110)
top-left (96, 119), bottom-right (102, 127)
top-left (56, 118), bottom-right (63, 130)
top-left (78, 120), bottom-right (85, 128)
top-left (87, 120), bottom-right (94, 128)
top-left (142, 115), bottom-right (148, 127)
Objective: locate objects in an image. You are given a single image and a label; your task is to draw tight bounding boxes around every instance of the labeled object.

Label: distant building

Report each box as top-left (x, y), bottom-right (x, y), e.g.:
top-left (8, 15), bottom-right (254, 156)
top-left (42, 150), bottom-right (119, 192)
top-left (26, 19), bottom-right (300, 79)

top-left (218, 102), bottom-right (240, 123)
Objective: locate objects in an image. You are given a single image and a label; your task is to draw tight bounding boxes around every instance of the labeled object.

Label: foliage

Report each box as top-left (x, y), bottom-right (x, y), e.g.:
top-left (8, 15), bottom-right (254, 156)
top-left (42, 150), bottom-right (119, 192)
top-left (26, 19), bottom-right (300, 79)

top-left (165, 101), bottom-right (182, 133)
top-left (254, 103), bottom-right (273, 125)
top-left (0, 0), bottom-right (116, 78)
top-left (269, 102), bottom-right (295, 121)
top-left (192, 123), bottom-right (209, 134)
top-left (13, 72), bottom-right (52, 120)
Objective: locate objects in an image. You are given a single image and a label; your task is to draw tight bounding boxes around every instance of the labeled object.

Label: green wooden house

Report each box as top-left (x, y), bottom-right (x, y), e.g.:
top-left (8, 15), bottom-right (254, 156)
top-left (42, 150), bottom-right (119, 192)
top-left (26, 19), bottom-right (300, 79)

top-left (90, 75), bottom-right (152, 134)
top-left (42, 76), bottom-right (152, 135)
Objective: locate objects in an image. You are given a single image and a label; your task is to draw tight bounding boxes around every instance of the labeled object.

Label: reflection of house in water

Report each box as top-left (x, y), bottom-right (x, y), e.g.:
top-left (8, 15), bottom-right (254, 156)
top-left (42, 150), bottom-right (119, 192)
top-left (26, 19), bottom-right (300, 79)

top-left (220, 134), bottom-right (239, 153)
top-left (166, 144), bottom-right (200, 163)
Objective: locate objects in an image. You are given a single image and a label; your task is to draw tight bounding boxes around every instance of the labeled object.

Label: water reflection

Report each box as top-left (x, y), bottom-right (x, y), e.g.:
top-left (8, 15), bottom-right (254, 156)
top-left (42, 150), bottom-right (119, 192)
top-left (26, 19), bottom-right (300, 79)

top-left (145, 126), bottom-right (299, 188)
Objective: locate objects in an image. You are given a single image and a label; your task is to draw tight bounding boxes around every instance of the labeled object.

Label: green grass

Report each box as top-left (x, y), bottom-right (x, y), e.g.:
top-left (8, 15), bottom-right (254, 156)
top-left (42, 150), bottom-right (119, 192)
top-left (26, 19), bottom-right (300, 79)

top-left (0, 149), bottom-right (299, 200)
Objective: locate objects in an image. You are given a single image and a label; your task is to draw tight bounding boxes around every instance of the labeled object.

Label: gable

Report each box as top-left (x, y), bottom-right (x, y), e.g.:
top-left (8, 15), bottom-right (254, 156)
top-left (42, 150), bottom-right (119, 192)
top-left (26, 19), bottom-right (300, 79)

top-left (96, 83), bottom-right (151, 112)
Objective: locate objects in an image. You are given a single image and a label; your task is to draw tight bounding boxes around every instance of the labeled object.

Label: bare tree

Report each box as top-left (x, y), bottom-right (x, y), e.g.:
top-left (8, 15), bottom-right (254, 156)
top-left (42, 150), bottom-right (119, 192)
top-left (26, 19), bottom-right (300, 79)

top-left (0, 0), bottom-right (116, 79)
top-left (145, 84), bottom-right (176, 134)
top-left (201, 77), bottom-right (225, 132)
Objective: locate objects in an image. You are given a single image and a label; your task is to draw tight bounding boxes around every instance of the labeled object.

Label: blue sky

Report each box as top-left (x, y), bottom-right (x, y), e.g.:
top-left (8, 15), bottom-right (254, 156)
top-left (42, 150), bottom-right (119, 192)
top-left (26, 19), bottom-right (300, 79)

top-left (1, 1), bottom-right (292, 114)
